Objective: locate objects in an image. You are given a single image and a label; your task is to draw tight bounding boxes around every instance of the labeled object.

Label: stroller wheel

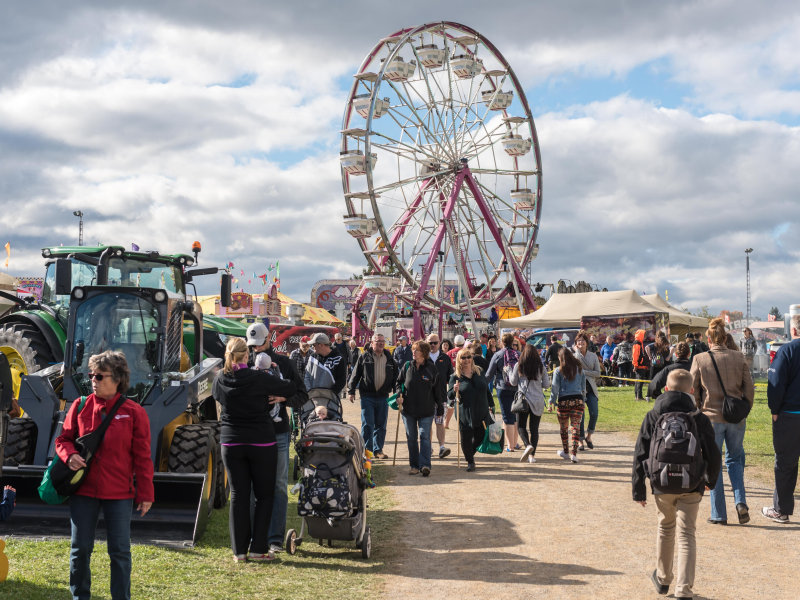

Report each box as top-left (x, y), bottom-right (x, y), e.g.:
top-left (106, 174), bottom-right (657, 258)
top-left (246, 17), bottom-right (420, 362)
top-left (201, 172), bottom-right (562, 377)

top-left (285, 529), bottom-right (297, 555)
top-left (360, 525), bottom-right (372, 559)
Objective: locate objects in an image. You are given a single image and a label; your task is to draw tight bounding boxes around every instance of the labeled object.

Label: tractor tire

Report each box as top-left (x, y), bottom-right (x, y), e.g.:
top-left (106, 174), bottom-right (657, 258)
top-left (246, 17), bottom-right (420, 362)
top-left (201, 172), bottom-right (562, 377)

top-left (3, 418), bottom-right (38, 466)
top-left (0, 322), bottom-right (57, 375)
top-left (167, 424), bottom-right (217, 515)
top-left (208, 421), bottom-right (229, 509)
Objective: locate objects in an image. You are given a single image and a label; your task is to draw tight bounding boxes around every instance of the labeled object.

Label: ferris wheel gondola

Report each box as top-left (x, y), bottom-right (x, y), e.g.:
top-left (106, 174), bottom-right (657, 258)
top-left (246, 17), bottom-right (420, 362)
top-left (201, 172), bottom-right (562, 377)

top-left (341, 22), bottom-right (542, 339)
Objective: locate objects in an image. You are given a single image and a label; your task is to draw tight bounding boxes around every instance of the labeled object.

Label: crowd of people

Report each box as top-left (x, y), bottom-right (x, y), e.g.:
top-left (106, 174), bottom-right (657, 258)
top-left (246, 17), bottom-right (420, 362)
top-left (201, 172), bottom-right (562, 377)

top-left (14, 311), bottom-right (796, 600)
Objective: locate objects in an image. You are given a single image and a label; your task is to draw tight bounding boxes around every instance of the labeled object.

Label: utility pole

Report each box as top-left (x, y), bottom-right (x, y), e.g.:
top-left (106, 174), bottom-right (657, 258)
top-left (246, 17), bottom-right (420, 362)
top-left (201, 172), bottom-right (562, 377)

top-left (73, 211), bottom-right (84, 246)
top-left (745, 248), bottom-right (753, 325)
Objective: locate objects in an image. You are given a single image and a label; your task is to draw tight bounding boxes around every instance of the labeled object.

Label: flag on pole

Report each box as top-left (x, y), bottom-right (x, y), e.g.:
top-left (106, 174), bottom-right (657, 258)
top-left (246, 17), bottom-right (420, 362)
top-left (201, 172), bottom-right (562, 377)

top-left (3, 242), bottom-right (9, 268)
top-left (131, 243), bottom-right (140, 251)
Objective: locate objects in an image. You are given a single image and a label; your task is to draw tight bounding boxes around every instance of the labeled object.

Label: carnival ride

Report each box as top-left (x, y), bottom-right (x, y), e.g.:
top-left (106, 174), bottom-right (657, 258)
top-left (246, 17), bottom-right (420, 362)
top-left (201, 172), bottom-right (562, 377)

top-left (341, 22), bottom-right (542, 341)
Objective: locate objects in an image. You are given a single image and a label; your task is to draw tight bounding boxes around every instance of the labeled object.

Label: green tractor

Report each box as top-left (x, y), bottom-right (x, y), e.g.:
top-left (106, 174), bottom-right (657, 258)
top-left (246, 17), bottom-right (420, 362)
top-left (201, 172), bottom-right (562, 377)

top-left (0, 245), bottom-right (239, 545)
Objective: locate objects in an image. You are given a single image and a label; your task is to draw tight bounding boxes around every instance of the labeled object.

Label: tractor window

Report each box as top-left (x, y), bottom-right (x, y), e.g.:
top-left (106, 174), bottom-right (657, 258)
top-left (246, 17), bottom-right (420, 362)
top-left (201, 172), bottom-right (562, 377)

top-left (42, 260), bottom-right (98, 307)
top-left (107, 258), bottom-right (182, 294)
top-left (70, 292), bottom-right (161, 402)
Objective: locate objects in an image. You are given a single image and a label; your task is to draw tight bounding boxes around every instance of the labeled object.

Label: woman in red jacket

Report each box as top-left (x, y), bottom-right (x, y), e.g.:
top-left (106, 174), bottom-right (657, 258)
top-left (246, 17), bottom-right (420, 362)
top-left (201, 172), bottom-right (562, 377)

top-left (56, 350), bottom-right (154, 600)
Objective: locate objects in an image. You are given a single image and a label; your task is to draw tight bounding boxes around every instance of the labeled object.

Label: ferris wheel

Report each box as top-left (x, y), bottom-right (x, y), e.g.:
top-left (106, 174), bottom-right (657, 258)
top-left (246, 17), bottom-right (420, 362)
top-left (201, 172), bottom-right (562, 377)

top-left (341, 22), bottom-right (542, 339)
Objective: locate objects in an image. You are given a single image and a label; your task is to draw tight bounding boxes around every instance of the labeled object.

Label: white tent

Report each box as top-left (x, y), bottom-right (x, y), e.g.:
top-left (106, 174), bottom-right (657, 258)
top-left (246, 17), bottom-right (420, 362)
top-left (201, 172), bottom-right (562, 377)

top-left (641, 294), bottom-right (709, 337)
top-left (498, 290), bottom-right (665, 330)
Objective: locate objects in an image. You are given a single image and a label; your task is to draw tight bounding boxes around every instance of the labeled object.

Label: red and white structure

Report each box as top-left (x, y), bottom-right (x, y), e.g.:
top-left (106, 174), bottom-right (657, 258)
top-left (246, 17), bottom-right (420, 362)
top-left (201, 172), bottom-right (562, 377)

top-left (341, 22), bottom-right (542, 340)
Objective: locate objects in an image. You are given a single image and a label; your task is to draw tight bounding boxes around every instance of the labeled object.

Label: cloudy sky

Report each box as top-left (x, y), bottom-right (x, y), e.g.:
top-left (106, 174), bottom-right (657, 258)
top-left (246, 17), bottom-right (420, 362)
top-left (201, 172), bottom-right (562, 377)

top-left (1, 0), bottom-right (798, 319)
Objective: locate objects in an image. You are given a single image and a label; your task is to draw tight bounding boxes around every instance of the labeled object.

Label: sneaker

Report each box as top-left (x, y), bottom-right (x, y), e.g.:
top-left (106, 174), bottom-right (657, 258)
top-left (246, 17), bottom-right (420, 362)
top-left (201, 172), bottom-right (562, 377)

top-left (504, 447), bottom-right (513, 453)
top-left (248, 552), bottom-right (275, 562)
top-left (557, 450), bottom-right (569, 460)
top-left (527, 455), bottom-right (536, 463)
top-left (409, 468), bottom-right (420, 475)
top-left (269, 543), bottom-right (284, 554)
top-left (234, 554), bottom-right (247, 563)
top-left (762, 506), bottom-right (789, 523)
top-left (438, 446), bottom-right (451, 459)
top-left (520, 445), bottom-right (534, 462)
top-left (650, 570), bottom-right (668, 595)
top-left (374, 451), bottom-right (389, 459)
top-left (420, 466), bottom-right (430, 477)
top-left (569, 454), bottom-right (579, 463)
top-left (578, 443), bottom-right (585, 451)
top-left (466, 462), bottom-right (475, 472)
top-left (585, 438), bottom-right (594, 450)
top-left (707, 518), bottom-right (727, 525)
top-left (736, 502), bottom-right (750, 525)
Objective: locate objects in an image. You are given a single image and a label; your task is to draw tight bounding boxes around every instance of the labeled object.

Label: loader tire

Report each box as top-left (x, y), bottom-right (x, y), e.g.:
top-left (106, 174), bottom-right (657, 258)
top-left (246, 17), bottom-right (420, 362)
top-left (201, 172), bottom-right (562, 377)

top-left (3, 418), bottom-right (38, 466)
top-left (208, 422), bottom-right (229, 509)
top-left (0, 323), bottom-right (57, 397)
top-left (168, 424), bottom-right (217, 515)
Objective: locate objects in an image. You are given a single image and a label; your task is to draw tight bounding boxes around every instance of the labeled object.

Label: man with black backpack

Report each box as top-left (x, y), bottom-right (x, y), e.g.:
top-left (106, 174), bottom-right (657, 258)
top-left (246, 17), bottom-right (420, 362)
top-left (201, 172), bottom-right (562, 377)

top-left (632, 369), bottom-right (721, 600)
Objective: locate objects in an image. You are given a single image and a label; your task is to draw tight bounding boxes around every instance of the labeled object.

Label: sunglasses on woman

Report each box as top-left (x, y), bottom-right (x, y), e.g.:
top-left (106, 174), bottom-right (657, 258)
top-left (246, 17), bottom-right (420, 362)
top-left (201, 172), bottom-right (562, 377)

top-left (87, 372), bottom-right (108, 381)
top-left (459, 356), bottom-right (473, 361)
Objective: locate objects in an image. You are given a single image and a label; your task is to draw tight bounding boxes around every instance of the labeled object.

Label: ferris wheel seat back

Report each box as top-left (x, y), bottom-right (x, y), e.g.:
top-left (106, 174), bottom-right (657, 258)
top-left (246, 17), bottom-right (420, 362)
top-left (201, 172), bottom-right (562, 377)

top-left (510, 189), bottom-right (537, 211)
top-left (352, 94), bottom-right (390, 119)
top-left (415, 44), bottom-right (445, 68)
top-left (450, 55), bottom-right (483, 78)
top-left (344, 215), bottom-right (379, 238)
top-left (501, 134), bottom-right (532, 156)
top-left (383, 57), bottom-right (416, 82)
top-left (481, 90), bottom-right (514, 110)
top-left (340, 150), bottom-right (377, 175)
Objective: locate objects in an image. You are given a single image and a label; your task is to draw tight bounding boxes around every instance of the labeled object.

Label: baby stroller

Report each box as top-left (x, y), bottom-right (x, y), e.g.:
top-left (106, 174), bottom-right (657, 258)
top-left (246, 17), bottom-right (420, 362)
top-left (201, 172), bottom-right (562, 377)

top-left (286, 417), bottom-right (372, 558)
top-left (291, 388), bottom-right (344, 481)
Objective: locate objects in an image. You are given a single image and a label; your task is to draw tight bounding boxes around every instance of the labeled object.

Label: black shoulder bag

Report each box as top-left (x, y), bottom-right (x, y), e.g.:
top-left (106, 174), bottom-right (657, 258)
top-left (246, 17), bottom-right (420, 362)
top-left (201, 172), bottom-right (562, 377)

top-left (50, 396), bottom-right (127, 496)
top-left (708, 352), bottom-right (751, 424)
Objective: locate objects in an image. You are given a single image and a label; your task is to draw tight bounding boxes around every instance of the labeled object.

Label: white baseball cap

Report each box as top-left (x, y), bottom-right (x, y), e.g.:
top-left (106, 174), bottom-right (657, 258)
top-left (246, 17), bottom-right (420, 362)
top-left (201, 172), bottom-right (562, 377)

top-left (454, 334), bottom-right (465, 346)
top-left (246, 322), bottom-right (269, 346)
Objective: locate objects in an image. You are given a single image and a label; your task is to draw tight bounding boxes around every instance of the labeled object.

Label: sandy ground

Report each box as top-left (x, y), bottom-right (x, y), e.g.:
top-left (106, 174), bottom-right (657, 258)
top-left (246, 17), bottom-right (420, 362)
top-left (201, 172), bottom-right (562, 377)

top-left (341, 400), bottom-right (799, 600)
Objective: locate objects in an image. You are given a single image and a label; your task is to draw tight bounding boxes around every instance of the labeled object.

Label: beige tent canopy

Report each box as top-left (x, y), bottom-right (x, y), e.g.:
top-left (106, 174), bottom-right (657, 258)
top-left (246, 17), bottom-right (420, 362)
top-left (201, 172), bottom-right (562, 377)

top-left (641, 294), bottom-right (709, 338)
top-left (498, 290), bottom-right (666, 330)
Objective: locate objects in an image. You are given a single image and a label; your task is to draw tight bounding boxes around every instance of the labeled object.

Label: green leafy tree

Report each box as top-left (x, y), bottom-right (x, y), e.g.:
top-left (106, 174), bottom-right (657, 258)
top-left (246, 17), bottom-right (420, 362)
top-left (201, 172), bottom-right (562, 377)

top-left (769, 306), bottom-right (783, 321)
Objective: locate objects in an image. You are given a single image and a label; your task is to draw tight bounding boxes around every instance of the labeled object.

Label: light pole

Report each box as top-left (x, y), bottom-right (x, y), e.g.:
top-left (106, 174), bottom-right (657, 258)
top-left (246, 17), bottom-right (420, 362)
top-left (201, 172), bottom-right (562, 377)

top-left (73, 211), bottom-right (84, 246)
top-left (745, 248), bottom-right (753, 325)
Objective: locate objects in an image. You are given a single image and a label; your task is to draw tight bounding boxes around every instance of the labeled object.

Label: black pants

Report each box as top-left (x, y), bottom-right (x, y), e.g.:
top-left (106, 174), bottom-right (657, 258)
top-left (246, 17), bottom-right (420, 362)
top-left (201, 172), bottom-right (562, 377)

top-left (618, 361), bottom-right (633, 385)
top-left (222, 444), bottom-right (277, 555)
top-left (773, 413), bottom-right (800, 515)
top-left (634, 368), bottom-right (649, 399)
top-left (516, 411), bottom-right (541, 453)
top-left (459, 423), bottom-right (485, 464)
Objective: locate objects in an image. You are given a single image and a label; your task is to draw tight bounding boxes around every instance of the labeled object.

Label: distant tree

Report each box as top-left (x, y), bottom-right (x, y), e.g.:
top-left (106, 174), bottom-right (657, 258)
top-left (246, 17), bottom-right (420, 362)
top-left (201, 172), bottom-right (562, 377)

top-left (769, 306), bottom-right (783, 321)
top-left (685, 305), bottom-right (714, 319)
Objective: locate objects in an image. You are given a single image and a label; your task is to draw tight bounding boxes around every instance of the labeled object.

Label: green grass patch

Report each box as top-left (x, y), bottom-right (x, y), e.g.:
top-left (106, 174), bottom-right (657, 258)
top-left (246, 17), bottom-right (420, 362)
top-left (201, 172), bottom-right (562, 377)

top-left (0, 463), bottom-right (398, 600)
top-left (561, 385), bottom-right (776, 481)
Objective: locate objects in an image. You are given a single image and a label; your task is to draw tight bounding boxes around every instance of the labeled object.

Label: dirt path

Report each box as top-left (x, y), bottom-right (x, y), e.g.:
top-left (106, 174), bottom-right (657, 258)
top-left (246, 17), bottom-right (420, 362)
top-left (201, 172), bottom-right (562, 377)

top-left (342, 402), bottom-right (799, 600)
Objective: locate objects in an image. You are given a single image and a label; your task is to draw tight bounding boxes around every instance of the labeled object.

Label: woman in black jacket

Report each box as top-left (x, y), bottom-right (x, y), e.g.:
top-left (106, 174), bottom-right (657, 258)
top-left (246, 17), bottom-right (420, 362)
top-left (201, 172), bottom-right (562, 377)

top-left (213, 337), bottom-right (296, 563)
top-left (447, 348), bottom-right (492, 472)
top-left (396, 341), bottom-right (444, 477)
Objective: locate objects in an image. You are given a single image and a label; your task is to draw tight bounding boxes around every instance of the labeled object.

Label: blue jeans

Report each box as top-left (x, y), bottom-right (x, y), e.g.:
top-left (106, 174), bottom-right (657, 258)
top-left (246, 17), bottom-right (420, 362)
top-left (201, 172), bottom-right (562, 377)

top-left (360, 393), bottom-right (389, 453)
top-left (268, 431), bottom-right (290, 546)
top-left (580, 389), bottom-right (599, 439)
top-left (70, 495), bottom-right (134, 600)
top-left (403, 414), bottom-right (434, 469)
top-left (710, 420), bottom-right (747, 521)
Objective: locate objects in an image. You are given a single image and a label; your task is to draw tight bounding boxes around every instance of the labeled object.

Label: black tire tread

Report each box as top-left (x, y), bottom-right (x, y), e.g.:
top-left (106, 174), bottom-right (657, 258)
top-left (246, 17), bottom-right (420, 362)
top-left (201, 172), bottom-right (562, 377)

top-left (0, 323), bottom-right (56, 375)
top-left (3, 418), bottom-right (37, 466)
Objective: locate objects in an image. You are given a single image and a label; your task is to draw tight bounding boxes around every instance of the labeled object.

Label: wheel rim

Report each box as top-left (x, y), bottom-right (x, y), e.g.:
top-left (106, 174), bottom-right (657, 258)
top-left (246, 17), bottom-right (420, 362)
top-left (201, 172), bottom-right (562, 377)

top-left (0, 346), bottom-right (28, 398)
top-left (342, 22), bottom-right (541, 318)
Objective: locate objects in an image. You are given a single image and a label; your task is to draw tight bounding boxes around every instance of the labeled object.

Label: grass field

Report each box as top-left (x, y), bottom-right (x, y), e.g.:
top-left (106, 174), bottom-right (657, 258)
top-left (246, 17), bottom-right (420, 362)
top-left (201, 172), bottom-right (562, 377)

top-left (0, 460), bottom-right (398, 600)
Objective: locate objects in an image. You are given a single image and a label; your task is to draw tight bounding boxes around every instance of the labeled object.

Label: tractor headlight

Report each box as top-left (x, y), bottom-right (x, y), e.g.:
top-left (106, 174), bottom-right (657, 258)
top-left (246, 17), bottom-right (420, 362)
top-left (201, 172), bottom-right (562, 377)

top-left (154, 290), bottom-right (167, 303)
top-left (72, 287), bottom-right (85, 300)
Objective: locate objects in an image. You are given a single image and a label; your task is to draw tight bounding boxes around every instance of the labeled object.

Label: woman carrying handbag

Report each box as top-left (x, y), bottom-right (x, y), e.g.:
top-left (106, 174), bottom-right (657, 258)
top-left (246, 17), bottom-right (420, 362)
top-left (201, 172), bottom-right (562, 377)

top-left (447, 348), bottom-right (492, 472)
top-left (508, 342), bottom-right (550, 464)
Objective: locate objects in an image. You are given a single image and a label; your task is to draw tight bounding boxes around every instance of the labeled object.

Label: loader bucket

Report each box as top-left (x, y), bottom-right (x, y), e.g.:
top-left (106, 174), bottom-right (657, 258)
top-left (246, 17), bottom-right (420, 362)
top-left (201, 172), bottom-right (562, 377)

top-left (1, 467), bottom-right (212, 547)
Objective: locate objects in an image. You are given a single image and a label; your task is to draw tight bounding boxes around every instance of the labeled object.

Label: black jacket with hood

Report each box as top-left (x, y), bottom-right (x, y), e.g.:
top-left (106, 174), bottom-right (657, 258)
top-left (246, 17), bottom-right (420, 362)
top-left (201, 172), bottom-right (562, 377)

top-left (632, 390), bottom-right (721, 501)
top-left (647, 359), bottom-right (691, 399)
top-left (396, 358), bottom-right (445, 418)
top-left (213, 368), bottom-right (297, 444)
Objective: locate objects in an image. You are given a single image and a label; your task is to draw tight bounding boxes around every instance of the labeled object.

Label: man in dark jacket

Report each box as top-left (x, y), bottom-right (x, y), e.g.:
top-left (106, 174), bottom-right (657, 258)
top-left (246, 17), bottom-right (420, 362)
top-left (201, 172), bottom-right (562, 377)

top-left (246, 322), bottom-right (308, 553)
top-left (392, 335), bottom-right (413, 369)
top-left (348, 333), bottom-right (398, 459)
top-left (764, 312), bottom-right (800, 523)
top-left (304, 333), bottom-right (348, 395)
top-left (427, 333), bottom-right (453, 459)
top-left (648, 341), bottom-right (691, 399)
top-left (632, 369), bottom-right (721, 600)
top-left (333, 332), bottom-right (350, 398)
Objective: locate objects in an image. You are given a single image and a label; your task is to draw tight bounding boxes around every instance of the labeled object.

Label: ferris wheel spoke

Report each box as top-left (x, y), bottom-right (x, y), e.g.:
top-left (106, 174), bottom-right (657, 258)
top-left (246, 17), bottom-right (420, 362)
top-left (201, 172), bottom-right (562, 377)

top-left (399, 65), bottom-right (454, 158)
top-left (384, 80), bottom-right (453, 158)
